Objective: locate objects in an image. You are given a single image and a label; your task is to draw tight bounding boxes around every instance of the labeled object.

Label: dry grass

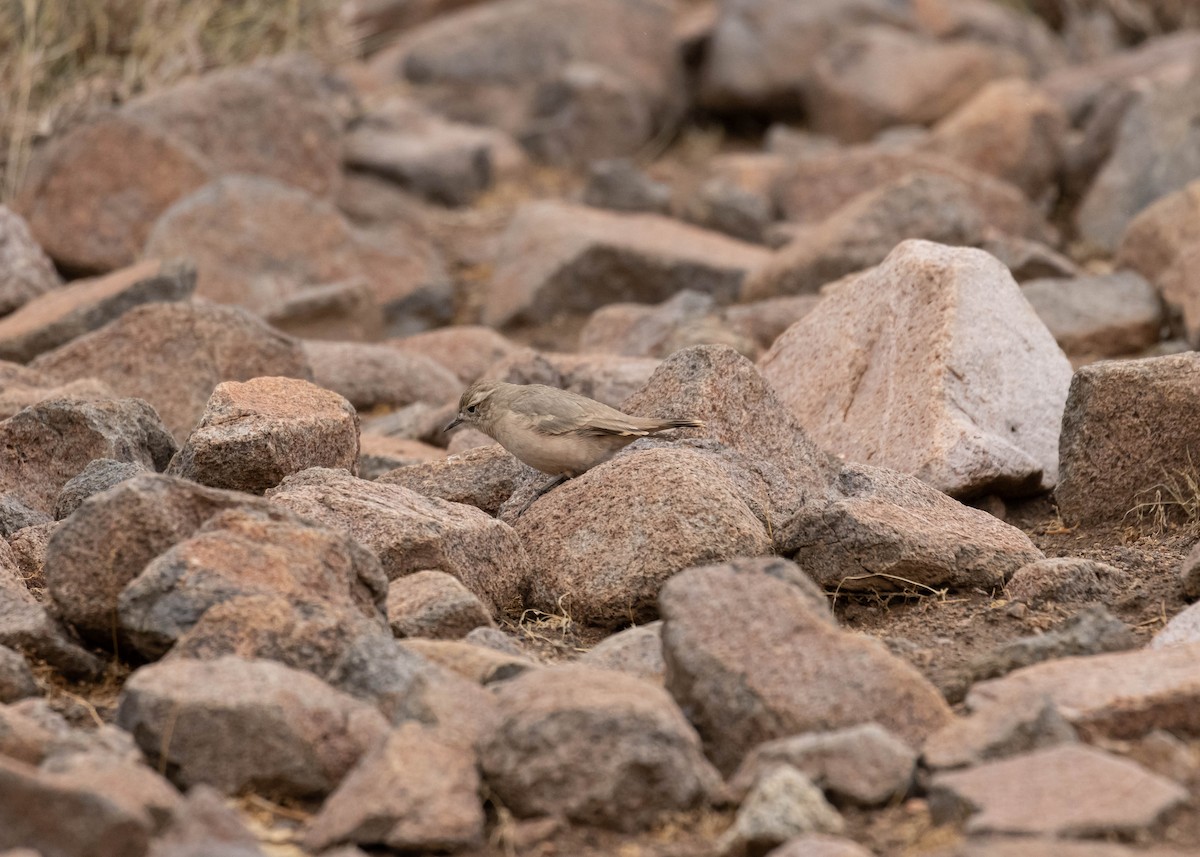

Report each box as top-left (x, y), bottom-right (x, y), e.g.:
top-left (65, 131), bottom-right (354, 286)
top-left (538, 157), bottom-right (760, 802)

top-left (1128, 454), bottom-right (1200, 536)
top-left (0, 0), bottom-right (351, 201)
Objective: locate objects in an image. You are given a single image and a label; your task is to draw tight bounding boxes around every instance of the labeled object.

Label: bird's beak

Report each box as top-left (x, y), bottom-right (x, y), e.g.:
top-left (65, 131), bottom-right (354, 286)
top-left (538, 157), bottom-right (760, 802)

top-left (444, 415), bottom-right (463, 432)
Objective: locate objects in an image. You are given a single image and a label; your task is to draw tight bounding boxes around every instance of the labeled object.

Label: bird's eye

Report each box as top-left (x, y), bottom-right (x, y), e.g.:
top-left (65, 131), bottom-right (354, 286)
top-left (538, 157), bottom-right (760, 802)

top-left (466, 404), bottom-right (477, 413)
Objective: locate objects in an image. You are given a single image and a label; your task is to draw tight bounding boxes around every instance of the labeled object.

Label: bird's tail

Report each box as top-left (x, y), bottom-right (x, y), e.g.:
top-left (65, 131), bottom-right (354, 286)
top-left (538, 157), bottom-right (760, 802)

top-left (664, 418), bottom-right (705, 430)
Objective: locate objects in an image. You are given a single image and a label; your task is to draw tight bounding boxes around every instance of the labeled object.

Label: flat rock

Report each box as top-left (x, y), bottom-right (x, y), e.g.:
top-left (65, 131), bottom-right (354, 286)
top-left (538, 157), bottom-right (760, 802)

top-left (760, 240), bottom-right (1072, 498)
top-left (0, 396), bottom-right (176, 515)
top-left (1005, 559), bottom-right (1126, 605)
top-left (53, 458), bottom-right (148, 520)
top-left (124, 55), bottom-right (344, 198)
top-left (743, 173), bottom-right (990, 300)
top-left (267, 467), bottom-right (526, 615)
top-left (728, 723), bottom-right (916, 808)
top-left (1021, 272), bottom-right (1163, 360)
top-left (920, 78), bottom-right (1067, 199)
top-left (30, 301), bottom-right (313, 441)
top-left (512, 448), bottom-right (773, 629)
top-left (377, 444), bottom-right (529, 515)
top-left (357, 433), bottom-right (446, 480)
top-left (923, 698), bottom-right (1079, 771)
top-left (485, 348), bottom-right (662, 408)
top-left (1056, 353), bottom-right (1200, 527)
top-left (660, 564), bottom-right (952, 774)
top-left (44, 473), bottom-right (278, 643)
top-left (806, 26), bottom-right (1026, 143)
top-left (479, 664), bottom-right (719, 831)
top-left (1076, 67), bottom-right (1200, 252)
top-left (167, 377), bottom-right (359, 493)
top-left (580, 291), bottom-right (757, 359)
top-left (388, 324), bottom-right (520, 384)
top-left (966, 641), bottom-right (1200, 740)
top-left (117, 504), bottom-right (388, 659)
top-left (928, 744), bottom-right (1187, 836)
top-left (0, 260), bottom-right (195, 364)
top-left (400, 639), bottom-right (535, 685)
top-left (583, 158), bottom-right (672, 215)
top-left (483, 200), bottom-right (769, 328)
top-left (0, 205), bottom-right (62, 316)
top-left (719, 766), bottom-right (844, 857)
top-left (304, 722), bottom-right (484, 852)
top-left (116, 656), bottom-right (390, 798)
top-left (0, 646), bottom-right (39, 703)
top-left (765, 835), bottom-right (875, 857)
top-left (0, 494), bottom-right (51, 538)
top-left (579, 622), bottom-right (665, 684)
top-left (303, 340), bottom-right (458, 410)
top-left (0, 362), bottom-right (115, 422)
top-left (13, 114), bottom-right (210, 273)
top-left (386, 570), bottom-right (494, 639)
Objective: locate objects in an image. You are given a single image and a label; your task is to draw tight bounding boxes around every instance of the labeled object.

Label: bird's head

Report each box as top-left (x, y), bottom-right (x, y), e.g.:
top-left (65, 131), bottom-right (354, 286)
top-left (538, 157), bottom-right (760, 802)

top-left (445, 379), bottom-right (503, 432)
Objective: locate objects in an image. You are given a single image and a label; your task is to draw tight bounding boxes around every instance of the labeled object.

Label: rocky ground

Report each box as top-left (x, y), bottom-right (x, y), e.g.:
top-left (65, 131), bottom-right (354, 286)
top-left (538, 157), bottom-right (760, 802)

top-left (3, 0), bottom-right (1200, 855)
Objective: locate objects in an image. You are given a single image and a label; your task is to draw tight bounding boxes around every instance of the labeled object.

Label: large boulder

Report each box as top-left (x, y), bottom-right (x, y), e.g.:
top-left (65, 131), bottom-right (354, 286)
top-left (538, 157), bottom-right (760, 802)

top-left (759, 240), bottom-right (1073, 498)
top-left (0, 205), bottom-right (62, 316)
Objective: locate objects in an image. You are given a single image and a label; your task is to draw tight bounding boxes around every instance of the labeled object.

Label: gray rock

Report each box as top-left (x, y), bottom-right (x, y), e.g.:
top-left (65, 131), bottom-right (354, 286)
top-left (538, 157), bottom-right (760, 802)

top-left (1005, 561), bottom-right (1127, 606)
top-left (923, 698), bottom-right (1079, 771)
top-left (1021, 272), bottom-right (1162, 360)
top-left (0, 559), bottom-right (104, 679)
top-left (386, 570), bottom-right (495, 639)
top-left (582, 159), bottom-right (672, 214)
top-left (0, 205), bottom-right (62, 316)
top-left (0, 645), bottom-right (39, 703)
top-left (377, 443), bottom-right (528, 516)
top-left (579, 622), bottom-right (665, 684)
top-left (53, 459), bottom-right (147, 521)
top-left (0, 495), bottom-right (50, 538)
top-left (719, 766), bottom-right (844, 857)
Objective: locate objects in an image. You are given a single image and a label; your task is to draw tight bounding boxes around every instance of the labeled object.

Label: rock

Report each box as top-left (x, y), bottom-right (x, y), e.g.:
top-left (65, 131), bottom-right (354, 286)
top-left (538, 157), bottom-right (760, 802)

top-left (0, 397), bottom-right (176, 515)
top-left (780, 464), bottom-right (1043, 593)
top-left (464, 626), bottom-right (527, 658)
top-left (167, 377), bottom-right (359, 493)
top-left (579, 622), bottom-right (665, 684)
top-left (44, 473), bottom-right (280, 643)
top-left (718, 766), bottom-right (844, 857)
top-left (357, 434), bottom-right (446, 480)
top-left (143, 175), bottom-right (434, 325)
top-left (483, 201), bottom-right (770, 328)
top-left (389, 325), bottom-right (520, 384)
top-left (377, 443), bottom-right (529, 515)
top-left (1076, 67), bottom-right (1200, 253)
top-left (966, 641), bottom-right (1200, 741)
top-left (479, 664), bottom-right (719, 831)
top-left (0, 205), bottom-right (61, 316)
top-left (660, 564), bottom-right (952, 774)
top-left (53, 458), bottom-right (148, 520)
top-left (261, 277), bottom-right (384, 343)
top-left (0, 646), bottom-right (39, 703)
top-left (512, 448), bottom-right (772, 628)
top-left (0, 495), bottom-right (50, 538)
top-left (923, 698), bottom-right (1079, 771)
top-left (913, 0), bottom-right (1067, 76)
top-left (13, 114), bottom-right (210, 273)
top-left (400, 639), bottom-right (535, 685)
top-left (928, 744), bottom-right (1187, 836)
top-left (1005, 559), bottom-right (1126, 605)
top-left (1117, 180), bottom-right (1200, 346)
top-left (981, 232), bottom-right (1081, 282)
top-left (0, 364), bottom-right (116, 422)
top-left (582, 158), bottom-right (672, 214)
top-left (6, 522), bottom-right (55, 596)
top-left (485, 349), bottom-right (662, 408)
top-left (743, 173), bottom-right (990, 300)
top-left (116, 656), bottom-right (390, 798)
top-left (267, 467), bottom-right (527, 615)
top-left (580, 291), bottom-right (755, 359)
top-left (0, 754), bottom-right (167, 857)
top-left (728, 724), bottom-right (916, 808)
top-left (765, 834), bottom-right (875, 857)
top-left (919, 79), bottom-right (1067, 199)
top-left (344, 222), bottom-right (455, 336)
top-left (303, 340), bottom-right (458, 410)
top-left (1152, 599), bottom-right (1200, 648)
top-left (0, 260), bottom-right (195, 364)
top-left (683, 176), bottom-right (775, 245)
top-left (1056, 353), bottom-right (1200, 527)
top-left (150, 784), bottom-right (265, 857)
top-left (0, 702), bottom-right (60, 764)
top-left (1021, 272), bottom-right (1163, 360)
top-left (30, 301), bottom-right (313, 441)
top-left (117, 505), bottom-right (388, 659)
top-left (304, 722), bottom-right (484, 852)
top-left (386, 570), bottom-right (494, 639)
top-left (346, 97), bottom-right (523, 206)
top-left (806, 27), bottom-right (1027, 143)
top-left (621, 345), bottom-right (839, 525)
top-left (342, 0), bottom-right (494, 44)
top-left (385, 0), bottom-right (682, 164)
top-left (933, 838), bottom-right (1190, 857)
top-left (771, 148), bottom-right (1051, 242)
top-left (697, 0), bottom-right (914, 112)
top-left (759, 240), bottom-right (1072, 498)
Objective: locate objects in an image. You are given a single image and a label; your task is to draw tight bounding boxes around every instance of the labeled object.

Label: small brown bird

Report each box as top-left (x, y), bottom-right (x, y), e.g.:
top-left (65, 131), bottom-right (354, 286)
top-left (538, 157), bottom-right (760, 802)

top-left (446, 379), bottom-right (704, 503)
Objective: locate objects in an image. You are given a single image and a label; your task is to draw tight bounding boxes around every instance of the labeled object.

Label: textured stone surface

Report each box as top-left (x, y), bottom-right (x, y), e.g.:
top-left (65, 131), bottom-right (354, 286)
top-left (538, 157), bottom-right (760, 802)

top-left (660, 564), bottom-right (952, 774)
top-left (305, 722), bottom-right (483, 852)
top-left (399, 638), bottom-right (535, 685)
top-left (1005, 559), bottom-right (1126, 605)
top-left (929, 744), bottom-right (1187, 836)
top-left (483, 201), bottom-right (769, 327)
top-left (512, 448), bottom-right (772, 628)
top-left (378, 443), bottom-right (529, 516)
top-left (386, 570), bottom-right (494, 639)
top-left (0, 362), bottom-right (116, 422)
top-left (579, 622), bottom-right (666, 684)
top-left (719, 766), bottom-right (844, 856)
top-left (303, 340), bottom-right (457, 411)
top-left (923, 698), bottom-right (1079, 771)
top-left (765, 835), bottom-right (875, 857)
top-left (0, 397), bottom-right (175, 515)
top-left (0, 553), bottom-right (104, 680)
top-left (0, 206), bottom-right (62, 316)
top-left (1056, 353), bottom-right (1200, 527)
top-left (0, 645), bottom-right (39, 703)
top-left (53, 458), bottom-right (148, 521)
top-left (117, 656), bottom-right (389, 798)
top-left (267, 467), bottom-right (527, 615)
top-left (760, 240), bottom-right (1072, 497)
top-left (167, 377), bottom-right (359, 494)
top-left (1021, 271), bottom-right (1163, 360)
top-left (30, 301), bottom-right (312, 441)
top-left (479, 665), bottom-right (719, 831)
top-left (388, 324), bottom-right (520, 384)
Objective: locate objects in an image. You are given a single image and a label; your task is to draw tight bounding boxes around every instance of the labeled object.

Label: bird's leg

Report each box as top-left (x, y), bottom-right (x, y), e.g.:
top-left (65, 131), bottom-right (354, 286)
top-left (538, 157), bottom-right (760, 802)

top-left (514, 474), bottom-right (569, 517)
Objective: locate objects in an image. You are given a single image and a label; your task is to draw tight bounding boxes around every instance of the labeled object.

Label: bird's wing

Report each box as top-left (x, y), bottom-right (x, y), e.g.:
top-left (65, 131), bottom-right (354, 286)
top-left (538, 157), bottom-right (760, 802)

top-left (506, 386), bottom-right (651, 437)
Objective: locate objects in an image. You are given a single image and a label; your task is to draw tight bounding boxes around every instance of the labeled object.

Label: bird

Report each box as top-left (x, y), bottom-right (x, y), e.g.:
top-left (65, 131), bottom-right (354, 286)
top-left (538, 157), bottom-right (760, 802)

top-left (445, 379), bottom-right (704, 507)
